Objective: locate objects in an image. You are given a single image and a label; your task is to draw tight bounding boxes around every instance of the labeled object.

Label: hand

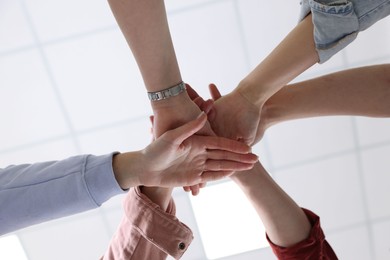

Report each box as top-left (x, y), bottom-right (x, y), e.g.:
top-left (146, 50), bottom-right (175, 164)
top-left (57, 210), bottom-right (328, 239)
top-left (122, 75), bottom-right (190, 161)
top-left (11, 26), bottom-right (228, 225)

top-left (151, 86), bottom-right (218, 195)
top-left (186, 84), bottom-right (215, 118)
top-left (151, 90), bottom-right (215, 138)
top-left (140, 112), bottom-right (258, 188)
top-left (183, 84), bottom-right (265, 194)
top-left (207, 84), bottom-right (261, 145)
top-left (208, 84), bottom-right (269, 144)
top-left (150, 112), bottom-right (205, 196)
top-left (182, 84), bottom-right (216, 195)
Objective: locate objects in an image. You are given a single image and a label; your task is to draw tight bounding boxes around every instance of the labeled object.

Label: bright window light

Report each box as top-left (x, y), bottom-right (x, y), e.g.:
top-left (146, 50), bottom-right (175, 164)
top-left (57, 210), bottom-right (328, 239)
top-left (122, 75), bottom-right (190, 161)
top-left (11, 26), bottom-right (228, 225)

top-left (190, 181), bottom-right (269, 259)
top-left (0, 235), bottom-right (28, 260)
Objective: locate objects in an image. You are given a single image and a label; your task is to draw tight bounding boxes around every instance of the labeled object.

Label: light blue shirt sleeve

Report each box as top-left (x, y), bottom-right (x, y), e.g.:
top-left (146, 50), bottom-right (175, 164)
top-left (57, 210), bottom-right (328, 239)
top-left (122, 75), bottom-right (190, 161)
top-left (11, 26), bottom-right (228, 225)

top-left (0, 153), bottom-right (125, 235)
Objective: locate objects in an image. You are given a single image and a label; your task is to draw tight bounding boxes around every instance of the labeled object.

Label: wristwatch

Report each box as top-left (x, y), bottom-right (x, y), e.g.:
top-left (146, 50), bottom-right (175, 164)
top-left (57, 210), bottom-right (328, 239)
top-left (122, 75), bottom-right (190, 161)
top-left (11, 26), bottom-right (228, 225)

top-left (147, 81), bottom-right (186, 101)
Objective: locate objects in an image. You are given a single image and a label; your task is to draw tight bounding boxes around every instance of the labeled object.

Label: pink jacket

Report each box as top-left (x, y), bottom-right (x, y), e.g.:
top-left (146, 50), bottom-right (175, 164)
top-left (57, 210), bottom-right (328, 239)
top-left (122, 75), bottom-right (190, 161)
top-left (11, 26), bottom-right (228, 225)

top-left (102, 187), bottom-right (193, 260)
top-left (102, 189), bottom-right (337, 260)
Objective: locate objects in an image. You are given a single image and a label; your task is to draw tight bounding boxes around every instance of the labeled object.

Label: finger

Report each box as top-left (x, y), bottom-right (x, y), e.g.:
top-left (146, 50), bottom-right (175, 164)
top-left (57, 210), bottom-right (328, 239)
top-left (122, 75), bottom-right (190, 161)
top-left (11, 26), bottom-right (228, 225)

top-left (208, 109), bottom-right (216, 122)
top-left (242, 136), bottom-right (255, 146)
top-left (190, 185), bottom-right (200, 196)
top-left (193, 97), bottom-right (204, 108)
top-left (207, 103), bottom-right (217, 121)
top-left (198, 136), bottom-right (252, 153)
top-left (204, 160), bottom-right (255, 171)
top-left (193, 97), bottom-right (214, 116)
top-left (199, 182), bottom-right (207, 188)
top-left (207, 150), bottom-right (258, 163)
top-left (209, 83), bottom-right (222, 101)
top-left (186, 83), bottom-right (200, 101)
top-left (149, 115), bottom-right (156, 141)
top-left (183, 186), bottom-right (191, 192)
top-left (201, 171), bottom-right (234, 182)
top-left (164, 112), bottom-right (207, 145)
top-left (200, 99), bottom-right (214, 115)
top-left (197, 120), bottom-right (217, 136)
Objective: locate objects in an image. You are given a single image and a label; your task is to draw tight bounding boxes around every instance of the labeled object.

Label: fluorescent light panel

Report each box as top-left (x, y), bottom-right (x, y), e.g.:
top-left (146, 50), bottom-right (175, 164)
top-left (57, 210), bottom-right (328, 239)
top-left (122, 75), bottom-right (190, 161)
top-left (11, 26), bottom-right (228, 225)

top-left (190, 181), bottom-right (269, 259)
top-left (0, 234), bottom-right (28, 260)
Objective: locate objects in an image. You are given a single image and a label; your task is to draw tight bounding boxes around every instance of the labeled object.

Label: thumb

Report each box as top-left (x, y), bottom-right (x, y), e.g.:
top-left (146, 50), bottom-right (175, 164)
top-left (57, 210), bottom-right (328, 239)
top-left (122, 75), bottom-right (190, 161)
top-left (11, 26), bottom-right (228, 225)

top-left (209, 83), bottom-right (222, 101)
top-left (186, 83), bottom-right (201, 101)
top-left (164, 112), bottom-right (207, 145)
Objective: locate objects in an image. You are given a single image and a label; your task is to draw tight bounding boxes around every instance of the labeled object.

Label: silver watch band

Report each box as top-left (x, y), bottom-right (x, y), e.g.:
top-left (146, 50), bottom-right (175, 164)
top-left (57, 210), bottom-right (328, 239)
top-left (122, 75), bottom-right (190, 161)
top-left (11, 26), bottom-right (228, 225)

top-left (147, 81), bottom-right (186, 101)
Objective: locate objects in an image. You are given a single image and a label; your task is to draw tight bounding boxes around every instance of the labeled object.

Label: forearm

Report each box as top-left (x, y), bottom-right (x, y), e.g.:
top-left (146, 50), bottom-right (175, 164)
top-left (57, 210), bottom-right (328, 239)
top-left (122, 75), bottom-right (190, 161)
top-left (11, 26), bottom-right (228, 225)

top-left (237, 14), bottom-right (318, 107)
top-left (114, 151), bottom-right (173, 210)
top-left (231, 162), bottom-right (311, 247)
top-left (108, 0), bottom-right (181, 92)
top-left (0, 154), bottom-right (124, 235)
top-left (112, 151), bottom-right (143, 189)
top-left (140, 186), bottom-right (173, 211)
top-left (263, 64), bottom-right (390, 128)
top-left (102, 187), bottom-right (192, 260)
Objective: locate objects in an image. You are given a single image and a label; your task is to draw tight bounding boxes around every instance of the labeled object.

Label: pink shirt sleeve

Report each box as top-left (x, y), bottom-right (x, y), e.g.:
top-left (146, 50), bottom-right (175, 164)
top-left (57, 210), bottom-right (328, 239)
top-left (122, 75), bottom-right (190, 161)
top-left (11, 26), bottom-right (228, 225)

top-left (267, 208), bottom-right (338, 260)
top-left (102, 187), bottom-right (193, 260)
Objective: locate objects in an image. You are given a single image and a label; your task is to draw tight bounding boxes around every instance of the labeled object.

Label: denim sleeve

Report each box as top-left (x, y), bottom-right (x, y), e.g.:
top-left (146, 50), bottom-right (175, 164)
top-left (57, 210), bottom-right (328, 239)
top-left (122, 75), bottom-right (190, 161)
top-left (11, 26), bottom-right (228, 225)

top-left (300, 0), bottom-right (359, 63)
top-left (0, 153), bottom-right (125, 235)
top-left (299, 0), bottom-right (390, 63)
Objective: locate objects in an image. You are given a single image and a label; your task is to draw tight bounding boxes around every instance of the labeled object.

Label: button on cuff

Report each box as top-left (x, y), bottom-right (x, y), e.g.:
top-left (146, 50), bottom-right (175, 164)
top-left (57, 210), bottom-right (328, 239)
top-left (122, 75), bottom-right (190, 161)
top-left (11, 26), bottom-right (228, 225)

top-left (178, 242), bottom-right (186, 250)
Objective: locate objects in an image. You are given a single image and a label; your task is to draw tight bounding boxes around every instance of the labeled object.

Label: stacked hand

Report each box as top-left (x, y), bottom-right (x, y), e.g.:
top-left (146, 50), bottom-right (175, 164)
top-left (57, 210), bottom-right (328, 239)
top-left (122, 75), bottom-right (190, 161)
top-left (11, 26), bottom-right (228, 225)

top-left (151, 90), bottom-right (215, 138)
top-left (144, 83), bottom-right (267, 195)
top-left (187, 83), bottom-right (267, 146)
top-left (184, 83), bottom-right (270, 186)
top-left (208, 86), bottom-right (261, 146)
top-left (141, 112), bottom-right (258, 189)
top-left (207, 84), bottom-right (267, 145)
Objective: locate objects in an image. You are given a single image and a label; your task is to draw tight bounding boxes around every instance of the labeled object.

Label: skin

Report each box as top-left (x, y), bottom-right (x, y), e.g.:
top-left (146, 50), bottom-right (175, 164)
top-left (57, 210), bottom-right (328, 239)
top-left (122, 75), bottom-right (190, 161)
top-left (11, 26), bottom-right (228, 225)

top-left (231, 161), bottom-right (312, 247)
top-left (107, 2), bottom-right (319, 145)
top-left (108, 0), bottom-right (223, 194)
top-left (111, 112), bottom-right (258, 192)
top-left (261, 64), bottom-right (390, 129)
top-left (210, 14), bottom-right (319, 145)
top-left (106, 1), bottom-right (319, 195)
top-left (107, 0), bottom-right (389, 250)
top-left (107, 0), bottom-right (213, 138)
top-left (182, 89), bottom-right (313, 248)
top-left (197, 64), bottom-right (390, 246)
top-left (208, 64), bottom-right (390, 144)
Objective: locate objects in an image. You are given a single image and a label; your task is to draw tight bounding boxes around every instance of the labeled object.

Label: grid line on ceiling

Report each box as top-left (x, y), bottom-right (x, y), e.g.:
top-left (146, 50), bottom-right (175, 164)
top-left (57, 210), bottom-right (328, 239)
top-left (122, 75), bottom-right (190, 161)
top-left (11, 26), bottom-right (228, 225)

top-left (349, 117), bottom-right (376, 259)
top-left (19, 0), bottom-right (81, 153)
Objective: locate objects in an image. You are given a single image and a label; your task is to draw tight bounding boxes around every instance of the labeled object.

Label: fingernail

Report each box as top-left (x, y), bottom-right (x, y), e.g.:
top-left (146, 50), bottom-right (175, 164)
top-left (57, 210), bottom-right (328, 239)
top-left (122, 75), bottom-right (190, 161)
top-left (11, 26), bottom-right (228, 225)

top-left (197, 111), bottom-right (205, 118)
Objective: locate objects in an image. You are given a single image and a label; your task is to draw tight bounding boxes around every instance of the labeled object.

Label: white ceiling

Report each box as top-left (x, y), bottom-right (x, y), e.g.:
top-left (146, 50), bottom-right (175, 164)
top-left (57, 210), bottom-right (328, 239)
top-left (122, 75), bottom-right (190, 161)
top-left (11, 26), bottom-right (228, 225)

top-left (1, 0), bottom-right (390, 259)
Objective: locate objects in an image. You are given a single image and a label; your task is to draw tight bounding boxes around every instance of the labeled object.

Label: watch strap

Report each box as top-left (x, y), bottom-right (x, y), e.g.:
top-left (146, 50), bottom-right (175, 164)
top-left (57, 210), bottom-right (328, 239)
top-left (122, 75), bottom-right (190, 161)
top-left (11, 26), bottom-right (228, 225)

top-left (147, 81), bottom-right (186, 101)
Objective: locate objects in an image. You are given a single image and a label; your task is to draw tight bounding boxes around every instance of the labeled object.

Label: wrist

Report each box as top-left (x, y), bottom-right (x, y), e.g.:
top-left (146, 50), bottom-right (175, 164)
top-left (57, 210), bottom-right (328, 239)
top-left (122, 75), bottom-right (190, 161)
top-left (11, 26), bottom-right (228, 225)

top-left (235, 80), bottom-right (265, 110)
top-left (112, 152), bottom-right (143, 189)
top-left (261, 85), bottom-right (300, 129)
top-left (148, 81), bottom-right (186, 101)
top-left (140, 186), bottom-right (173, 211)
top-left (150, 88), bottom-right (193, 111)
top-left (150, 91), bottom-right (204, 137)
top-left (231, 162), bottom-right (262, 185)
top-left (261, 98), bottom-right (281, 130)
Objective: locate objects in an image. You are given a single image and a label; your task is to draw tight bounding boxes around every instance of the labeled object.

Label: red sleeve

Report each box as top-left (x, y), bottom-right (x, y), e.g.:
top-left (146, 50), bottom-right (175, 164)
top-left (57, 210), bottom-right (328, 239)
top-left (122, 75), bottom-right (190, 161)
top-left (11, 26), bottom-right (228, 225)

top-left (267, 208), bottom-right (338, 260)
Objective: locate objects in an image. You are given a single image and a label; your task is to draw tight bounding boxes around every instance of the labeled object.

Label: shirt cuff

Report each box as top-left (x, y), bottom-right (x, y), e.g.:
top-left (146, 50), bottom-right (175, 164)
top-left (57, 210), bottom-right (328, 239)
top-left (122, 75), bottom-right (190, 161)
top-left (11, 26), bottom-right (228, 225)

top-left (124, 187), bottom-right (194, 259)
top-left (83, 152), bottom-right (126, 206)
top-left (266, 208), bottom-right (335, 259)
top-left (299, 0), bottom-right (359, 63)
